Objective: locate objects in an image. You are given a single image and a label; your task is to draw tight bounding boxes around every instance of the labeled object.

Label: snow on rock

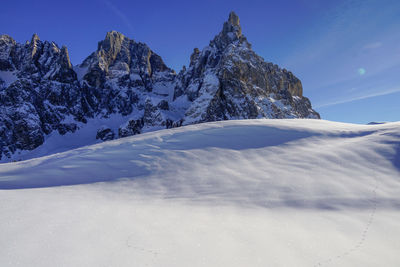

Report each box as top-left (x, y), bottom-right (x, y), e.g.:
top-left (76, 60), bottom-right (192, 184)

top-left (0, 119), bottom-right (399, 266)
top-left (73, 65), bottom-right (88, 81)
top-left (0, 71), bottom-right (18, 87)
top-left (174, 11), bottom-right (319, 125)
top-left (0, 12), bottom-right (319, 161)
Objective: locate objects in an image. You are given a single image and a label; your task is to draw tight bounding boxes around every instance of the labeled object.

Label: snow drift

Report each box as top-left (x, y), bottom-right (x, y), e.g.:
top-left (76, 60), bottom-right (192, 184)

top-left (0, 119), bottom-right (399, 266)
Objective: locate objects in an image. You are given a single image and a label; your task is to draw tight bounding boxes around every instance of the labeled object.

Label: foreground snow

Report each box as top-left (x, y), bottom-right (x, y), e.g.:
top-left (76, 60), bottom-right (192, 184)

top-left (0, 119), bottom-right (399, 266)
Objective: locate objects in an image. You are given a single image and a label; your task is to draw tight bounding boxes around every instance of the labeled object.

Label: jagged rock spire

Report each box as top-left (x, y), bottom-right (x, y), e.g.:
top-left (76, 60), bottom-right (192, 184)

top-left (228, 11), bottom-right (240, 26)
top-left (30, 33), bottom-right (40, 58)
top-left (60, 45), bottom-right (72, 69)
top-left (0, 35), bottom-right (16, 71)
top-left (98, 31), bottom-right (126, 52)
top-left (210, 11), bottom-right (248, 50)
top-left (189, 48), bottom-right (200, 67)
top-left (177, 11), bottom-right (319, 124)
top-left (30, 33), bottom-right (40, 43)
top-left (96, 31), bottom-right (128, 68)
top-left (223, 11), bottom-right (242, 38)
top-left (79, 30), bottom-right (173, 89)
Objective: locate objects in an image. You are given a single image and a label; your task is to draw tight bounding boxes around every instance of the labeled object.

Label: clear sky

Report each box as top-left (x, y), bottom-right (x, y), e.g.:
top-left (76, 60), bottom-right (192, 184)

top-left (1, 0), bottom-right (399, 123)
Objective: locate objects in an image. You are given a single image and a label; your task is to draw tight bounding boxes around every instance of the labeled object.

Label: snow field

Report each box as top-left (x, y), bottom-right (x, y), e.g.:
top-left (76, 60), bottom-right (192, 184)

top-left (1, 119), bottom-right (399, 266)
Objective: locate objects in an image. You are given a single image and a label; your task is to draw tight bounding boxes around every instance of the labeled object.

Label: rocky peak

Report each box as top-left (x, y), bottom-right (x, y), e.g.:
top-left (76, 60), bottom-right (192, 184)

top-left (98, 31), bottom-right (126, 55)
top-left (176, 11), bottom-right (319, 124)
top-left (225, 11), bottom-right (241, 36)
top-left (29, 33), bottom-right (40, 58)
top-left (60, 45), bottom-right (72, 69)
top-left (81, 30), bottom-right (173, 89)
top-left (0, 34), bottom-right (16, 45)
top-left (210, 11), bottom-right (247, 50)
top-left (11, 34), bottom-right (77, 82)
top-left (95, 31), bottom-right (130, 72)
top-left (0, 14), bottom-right (320, 162)
top-left (0, 35), bottom-right (16, 71)
top-left (30, 33), bottom-right (40, 43)
top-left (228, 11), bottom-right (240, 27)
top-left (189, 48), bottom-right (200, 67)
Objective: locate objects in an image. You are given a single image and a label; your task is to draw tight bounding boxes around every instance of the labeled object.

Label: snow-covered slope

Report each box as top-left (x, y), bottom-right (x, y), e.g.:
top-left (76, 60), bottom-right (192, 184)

top-left (1, 119), bottom-right (399, 266)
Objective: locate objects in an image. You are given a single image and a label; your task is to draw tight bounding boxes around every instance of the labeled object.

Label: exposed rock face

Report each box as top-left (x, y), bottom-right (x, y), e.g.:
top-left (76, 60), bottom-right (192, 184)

top-left (118, 119), bottom-right (144, 138)
top-left (0, 12), bottom-right (319, 161)
top-left (79, 31), bottom-right (173, 91)
top-left (0, 34), bottom-right (84, 158)
top-left (96, 126), bottom-right (115, 141)
top-left (174, 11), bottom-right (319, 124)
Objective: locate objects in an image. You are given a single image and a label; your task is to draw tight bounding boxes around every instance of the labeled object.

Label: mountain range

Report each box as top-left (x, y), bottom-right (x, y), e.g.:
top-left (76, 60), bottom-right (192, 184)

top-left (0, 12), bottom-right (319, 161)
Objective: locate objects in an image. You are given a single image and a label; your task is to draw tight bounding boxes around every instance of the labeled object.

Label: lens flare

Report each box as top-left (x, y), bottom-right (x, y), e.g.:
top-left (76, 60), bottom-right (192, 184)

top-left (358, 68), bottom-right (366, 76)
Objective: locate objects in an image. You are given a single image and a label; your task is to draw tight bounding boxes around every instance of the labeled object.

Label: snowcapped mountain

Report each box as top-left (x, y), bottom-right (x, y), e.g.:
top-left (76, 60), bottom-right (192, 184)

top-left (0, 34), bottom-right (84, 159)
top-left (0, 12), bottom-right (319, 161)
top-left (175, 12), bottom-right (319, 124)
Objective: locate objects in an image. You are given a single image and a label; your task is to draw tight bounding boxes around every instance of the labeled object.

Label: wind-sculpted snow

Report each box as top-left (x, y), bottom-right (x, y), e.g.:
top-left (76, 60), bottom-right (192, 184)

top-left (0, 120), bottom-right (399, 205)
top-left (0, 119), bottom-right (400, 266)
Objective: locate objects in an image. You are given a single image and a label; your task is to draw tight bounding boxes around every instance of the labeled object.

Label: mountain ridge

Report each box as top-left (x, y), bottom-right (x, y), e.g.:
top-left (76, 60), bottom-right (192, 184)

top-left (0, 12), bottom-right (319, 161)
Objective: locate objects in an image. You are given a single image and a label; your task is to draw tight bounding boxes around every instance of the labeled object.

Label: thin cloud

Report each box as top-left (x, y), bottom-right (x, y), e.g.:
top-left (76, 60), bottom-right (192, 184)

top-left (103, 0), bottom-right (134, 35)
top-left (363, 42), bottom-right (383, 50)
top-left (315, 88), bottom-right (400, 108)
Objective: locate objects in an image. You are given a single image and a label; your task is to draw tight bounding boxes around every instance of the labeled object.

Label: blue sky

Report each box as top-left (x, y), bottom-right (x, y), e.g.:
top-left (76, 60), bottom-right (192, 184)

top-left (1, 0), bottom-right (399, 123)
